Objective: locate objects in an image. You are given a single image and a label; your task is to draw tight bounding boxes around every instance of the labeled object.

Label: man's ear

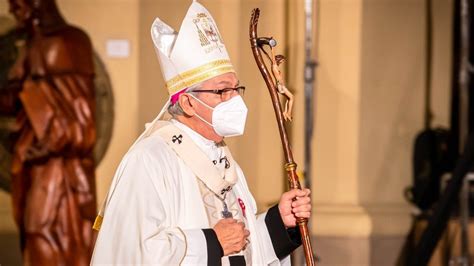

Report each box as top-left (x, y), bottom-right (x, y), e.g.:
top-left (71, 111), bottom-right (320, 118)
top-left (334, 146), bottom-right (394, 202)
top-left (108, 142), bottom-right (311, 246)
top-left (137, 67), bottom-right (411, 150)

top-left (179, 94), bottom-right (196, 116)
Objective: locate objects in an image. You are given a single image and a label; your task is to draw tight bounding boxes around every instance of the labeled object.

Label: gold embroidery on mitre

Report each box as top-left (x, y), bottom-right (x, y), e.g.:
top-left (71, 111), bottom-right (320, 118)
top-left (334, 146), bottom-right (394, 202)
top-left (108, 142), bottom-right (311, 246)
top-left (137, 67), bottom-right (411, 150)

top-left (166, 59), bottom-right (235, 95)
top-left (192, 12), bottom-right (224, 51)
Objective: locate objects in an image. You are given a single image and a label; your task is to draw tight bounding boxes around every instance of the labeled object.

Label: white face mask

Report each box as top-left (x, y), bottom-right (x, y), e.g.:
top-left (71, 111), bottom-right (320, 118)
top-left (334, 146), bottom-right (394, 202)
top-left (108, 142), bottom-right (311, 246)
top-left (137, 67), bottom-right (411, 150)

top-left (190, 94), bottom-right (248, 137)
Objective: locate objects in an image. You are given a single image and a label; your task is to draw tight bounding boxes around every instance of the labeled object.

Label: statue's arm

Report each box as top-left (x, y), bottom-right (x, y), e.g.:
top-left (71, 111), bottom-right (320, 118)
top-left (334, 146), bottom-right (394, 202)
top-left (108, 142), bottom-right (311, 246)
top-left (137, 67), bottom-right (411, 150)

top-left (20, 74), bottom-right (95, 162)
top-left (22, 32), bottom-right (95, 160)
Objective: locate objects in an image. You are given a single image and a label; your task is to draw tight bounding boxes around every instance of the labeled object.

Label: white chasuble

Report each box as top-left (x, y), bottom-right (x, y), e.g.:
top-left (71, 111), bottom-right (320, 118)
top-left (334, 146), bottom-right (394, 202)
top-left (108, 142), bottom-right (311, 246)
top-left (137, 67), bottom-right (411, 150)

top-left (170, 120), bottom-right (253, 265)
top-left (91, 120), bottom-right (288, 265)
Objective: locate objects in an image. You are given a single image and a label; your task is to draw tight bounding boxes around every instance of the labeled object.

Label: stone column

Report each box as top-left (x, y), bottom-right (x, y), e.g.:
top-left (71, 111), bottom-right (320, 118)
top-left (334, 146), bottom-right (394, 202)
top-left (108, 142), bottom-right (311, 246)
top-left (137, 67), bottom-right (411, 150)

top-left (290, 0), bottom-right (453, 264)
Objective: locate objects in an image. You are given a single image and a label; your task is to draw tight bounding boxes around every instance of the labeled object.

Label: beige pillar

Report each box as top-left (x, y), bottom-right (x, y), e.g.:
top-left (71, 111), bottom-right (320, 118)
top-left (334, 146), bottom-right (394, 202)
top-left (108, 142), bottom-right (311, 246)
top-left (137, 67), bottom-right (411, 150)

top-left (296, 0), bottom-right (453, 264)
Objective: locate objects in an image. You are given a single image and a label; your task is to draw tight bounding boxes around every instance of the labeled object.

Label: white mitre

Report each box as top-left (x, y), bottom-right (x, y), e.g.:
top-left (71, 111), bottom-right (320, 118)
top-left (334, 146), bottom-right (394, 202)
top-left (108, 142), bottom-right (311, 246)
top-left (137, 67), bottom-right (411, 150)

top-left (151, 0), bottom-right (235, 96)
top-left (141, 0), bottom-right (235, 138)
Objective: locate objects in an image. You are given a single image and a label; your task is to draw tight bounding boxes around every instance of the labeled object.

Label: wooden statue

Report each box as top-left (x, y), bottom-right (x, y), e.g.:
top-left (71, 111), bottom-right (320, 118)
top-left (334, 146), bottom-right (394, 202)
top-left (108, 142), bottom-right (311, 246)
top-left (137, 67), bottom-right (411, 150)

top-left (2, 0), bottom-right (97, 264)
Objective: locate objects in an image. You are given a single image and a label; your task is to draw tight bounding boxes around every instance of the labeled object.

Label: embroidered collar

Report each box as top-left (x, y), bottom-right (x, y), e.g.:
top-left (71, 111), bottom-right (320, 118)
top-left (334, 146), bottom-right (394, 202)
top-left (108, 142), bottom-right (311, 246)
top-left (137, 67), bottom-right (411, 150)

top-left (154, 121), bottom-right (238, 199)
top-left (171, 119), bottom-right (223, 162)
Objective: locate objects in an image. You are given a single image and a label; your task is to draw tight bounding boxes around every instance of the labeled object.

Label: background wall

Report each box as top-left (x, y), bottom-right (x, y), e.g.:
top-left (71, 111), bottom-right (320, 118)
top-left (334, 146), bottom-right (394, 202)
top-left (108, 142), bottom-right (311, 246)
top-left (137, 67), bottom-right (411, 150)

top-left (310, 0), bottom-right (452, 264)
top-left (0, 0), bottom-right (454, 264)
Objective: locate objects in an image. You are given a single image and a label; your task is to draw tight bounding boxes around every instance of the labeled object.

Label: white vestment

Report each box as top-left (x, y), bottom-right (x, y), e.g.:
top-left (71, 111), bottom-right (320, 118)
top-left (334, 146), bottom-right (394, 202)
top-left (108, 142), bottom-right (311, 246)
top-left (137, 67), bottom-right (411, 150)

top-left (91, 120), bottom-right (292, 265)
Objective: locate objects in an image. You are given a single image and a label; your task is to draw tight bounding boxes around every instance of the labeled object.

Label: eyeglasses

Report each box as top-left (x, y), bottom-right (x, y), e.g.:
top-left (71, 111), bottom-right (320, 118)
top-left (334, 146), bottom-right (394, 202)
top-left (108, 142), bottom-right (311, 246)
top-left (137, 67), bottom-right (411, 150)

top-left (193, 86), bottom-right (246, 97)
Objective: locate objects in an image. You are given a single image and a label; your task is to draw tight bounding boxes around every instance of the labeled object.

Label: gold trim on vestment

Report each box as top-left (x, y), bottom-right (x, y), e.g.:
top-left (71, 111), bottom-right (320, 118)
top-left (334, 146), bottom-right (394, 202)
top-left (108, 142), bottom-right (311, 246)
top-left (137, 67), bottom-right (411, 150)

top-left (166, 59), bottom-right (235, 94)
top-left (92, 215), bottom-right (103, 231)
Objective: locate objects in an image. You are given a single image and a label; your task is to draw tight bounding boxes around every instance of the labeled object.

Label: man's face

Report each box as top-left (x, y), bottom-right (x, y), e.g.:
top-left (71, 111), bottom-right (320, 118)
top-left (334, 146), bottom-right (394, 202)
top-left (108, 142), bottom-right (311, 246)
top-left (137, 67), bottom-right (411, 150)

top-left (190, 72), bottom-right (241, 138)
top-left (9, 0), bottom-right (33, 28)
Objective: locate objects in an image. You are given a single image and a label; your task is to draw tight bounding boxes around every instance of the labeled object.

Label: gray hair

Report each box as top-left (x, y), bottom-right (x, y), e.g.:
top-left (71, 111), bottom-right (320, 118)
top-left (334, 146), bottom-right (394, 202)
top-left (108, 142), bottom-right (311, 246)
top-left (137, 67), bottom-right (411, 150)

top-left (168, 82), bottom-right (202, 118)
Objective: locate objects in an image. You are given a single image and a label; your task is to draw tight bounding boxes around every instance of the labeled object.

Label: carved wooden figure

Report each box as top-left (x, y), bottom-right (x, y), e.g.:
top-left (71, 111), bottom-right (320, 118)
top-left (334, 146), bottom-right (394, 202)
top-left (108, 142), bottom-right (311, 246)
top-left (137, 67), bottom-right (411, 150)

top-left (2, 0), bottom-right (97, 264)
top-left (270, 47), bottom-right (294, 121)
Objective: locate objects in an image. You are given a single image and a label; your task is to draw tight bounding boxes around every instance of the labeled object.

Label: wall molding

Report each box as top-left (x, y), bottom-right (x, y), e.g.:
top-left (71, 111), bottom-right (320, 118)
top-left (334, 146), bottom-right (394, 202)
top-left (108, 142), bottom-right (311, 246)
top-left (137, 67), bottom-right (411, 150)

top-left (312, 203), bottom-right (411, 237)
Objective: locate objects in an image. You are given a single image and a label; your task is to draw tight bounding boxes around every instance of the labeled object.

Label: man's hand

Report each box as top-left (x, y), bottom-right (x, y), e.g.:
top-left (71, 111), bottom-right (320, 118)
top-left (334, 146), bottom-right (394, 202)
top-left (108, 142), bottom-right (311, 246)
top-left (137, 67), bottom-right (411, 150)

top-left (278, 188), bottom-right (311, 228)
top-left (213, 218), bottom-right (250, 256)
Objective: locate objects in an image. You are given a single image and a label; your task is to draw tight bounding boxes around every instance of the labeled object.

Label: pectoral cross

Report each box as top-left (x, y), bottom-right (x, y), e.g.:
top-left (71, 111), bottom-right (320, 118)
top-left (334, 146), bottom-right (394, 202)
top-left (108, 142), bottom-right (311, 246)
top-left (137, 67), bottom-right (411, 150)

top-left (221, 201), bottom-right (233, 218)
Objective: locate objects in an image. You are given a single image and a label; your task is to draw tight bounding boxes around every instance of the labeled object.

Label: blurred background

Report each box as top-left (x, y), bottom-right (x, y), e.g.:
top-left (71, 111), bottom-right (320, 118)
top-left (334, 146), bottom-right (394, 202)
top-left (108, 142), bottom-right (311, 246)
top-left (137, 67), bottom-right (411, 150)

top-left (0, 0), bottom-right (462, 265)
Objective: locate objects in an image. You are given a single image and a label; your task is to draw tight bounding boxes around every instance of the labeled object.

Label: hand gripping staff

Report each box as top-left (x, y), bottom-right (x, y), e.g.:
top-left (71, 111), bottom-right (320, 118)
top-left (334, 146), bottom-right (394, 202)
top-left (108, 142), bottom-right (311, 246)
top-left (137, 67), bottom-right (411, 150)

top-left (249, 8), bottom-right (315, 266)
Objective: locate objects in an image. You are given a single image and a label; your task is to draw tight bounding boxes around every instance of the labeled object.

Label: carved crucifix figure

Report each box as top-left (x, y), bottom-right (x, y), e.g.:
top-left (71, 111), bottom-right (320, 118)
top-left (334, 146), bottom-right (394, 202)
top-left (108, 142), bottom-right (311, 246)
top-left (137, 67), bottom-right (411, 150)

top-left (2, 0), bottom-right (97, 264)
top-left (270, 46), bottom-right (294, 121)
